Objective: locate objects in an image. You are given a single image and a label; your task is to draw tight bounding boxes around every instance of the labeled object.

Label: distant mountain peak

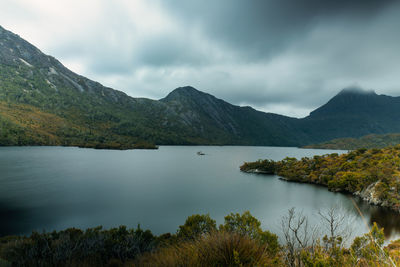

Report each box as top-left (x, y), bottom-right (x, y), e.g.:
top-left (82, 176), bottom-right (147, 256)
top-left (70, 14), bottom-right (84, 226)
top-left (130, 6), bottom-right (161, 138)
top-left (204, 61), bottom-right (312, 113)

top-left (175, 85), bottom-right (198, 91)
top-left (160, 86), bottom-right (212, 102)
top-left (338, 86), bottom-right (376, 96)
top-left (168, 86), bottom-right (201, 95)
top-left (309, 86), bottom-right (396, 120)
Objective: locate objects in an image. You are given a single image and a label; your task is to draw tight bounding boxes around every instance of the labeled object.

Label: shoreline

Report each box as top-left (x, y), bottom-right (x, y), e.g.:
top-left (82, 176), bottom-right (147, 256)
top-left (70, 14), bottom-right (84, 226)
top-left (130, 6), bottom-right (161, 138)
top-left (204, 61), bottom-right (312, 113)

top-left (242, 168), bottom-right (400, 213)
top-left (0, 143), bottom-right (159, 151)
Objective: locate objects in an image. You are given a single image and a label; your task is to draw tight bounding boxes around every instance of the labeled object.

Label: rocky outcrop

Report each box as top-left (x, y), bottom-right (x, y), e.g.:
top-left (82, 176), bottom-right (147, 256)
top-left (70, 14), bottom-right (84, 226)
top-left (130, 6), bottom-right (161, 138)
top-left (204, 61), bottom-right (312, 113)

top-left (354, 181), bottom-right (394, 210)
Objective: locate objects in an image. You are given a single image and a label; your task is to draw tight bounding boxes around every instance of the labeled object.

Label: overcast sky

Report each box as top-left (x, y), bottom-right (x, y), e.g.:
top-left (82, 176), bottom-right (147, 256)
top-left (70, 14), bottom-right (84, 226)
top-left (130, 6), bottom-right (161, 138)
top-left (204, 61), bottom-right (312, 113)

top-left (1, 0), bottom-right (400, 117)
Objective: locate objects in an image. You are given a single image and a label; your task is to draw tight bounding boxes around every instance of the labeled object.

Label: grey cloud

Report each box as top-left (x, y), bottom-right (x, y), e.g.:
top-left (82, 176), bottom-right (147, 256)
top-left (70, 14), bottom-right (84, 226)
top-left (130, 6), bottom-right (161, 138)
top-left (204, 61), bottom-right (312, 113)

top-left (135, 35), bottom-right (211, 67)
top-left (160, 0), bottom-right (397, 61)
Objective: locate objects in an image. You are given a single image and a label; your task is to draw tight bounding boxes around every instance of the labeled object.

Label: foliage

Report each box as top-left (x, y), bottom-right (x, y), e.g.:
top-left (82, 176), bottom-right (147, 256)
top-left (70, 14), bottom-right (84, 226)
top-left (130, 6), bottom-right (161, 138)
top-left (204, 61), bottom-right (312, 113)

top-left (177, 214), bottom-right (217, 241)
top-left (0, 226), bottom-right (157, 266)
top-left (349, 222), bottom-right (394, 266)
top-left (2, 211), bottom-right (400, 266)
top-left (220, 211), bottom-right (280, 255)
top-left (240, 159), bottom-right (277, 174)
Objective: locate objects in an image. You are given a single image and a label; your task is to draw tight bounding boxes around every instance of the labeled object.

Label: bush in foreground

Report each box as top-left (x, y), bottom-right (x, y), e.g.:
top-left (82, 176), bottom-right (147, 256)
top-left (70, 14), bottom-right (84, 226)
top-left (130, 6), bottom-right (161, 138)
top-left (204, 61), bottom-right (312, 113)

top-left (0, 226), bottom-right (157, 266)
top-left (2, 210), bottom-right (400, 266)
top-left (138, 231), bottom-right (281, 267)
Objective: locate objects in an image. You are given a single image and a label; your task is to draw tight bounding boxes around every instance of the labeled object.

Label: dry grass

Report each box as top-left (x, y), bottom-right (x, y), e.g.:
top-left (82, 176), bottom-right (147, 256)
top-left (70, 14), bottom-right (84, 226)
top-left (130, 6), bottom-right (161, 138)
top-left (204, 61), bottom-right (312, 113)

top-left (137, 231), bottom-right (280, 267)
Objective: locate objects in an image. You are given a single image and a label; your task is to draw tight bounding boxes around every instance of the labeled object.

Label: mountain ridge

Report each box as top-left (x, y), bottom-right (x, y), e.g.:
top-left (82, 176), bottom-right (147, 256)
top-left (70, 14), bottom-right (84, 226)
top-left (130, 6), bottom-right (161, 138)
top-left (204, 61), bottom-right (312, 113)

top-left (1, 25), bottom-right (400, 148)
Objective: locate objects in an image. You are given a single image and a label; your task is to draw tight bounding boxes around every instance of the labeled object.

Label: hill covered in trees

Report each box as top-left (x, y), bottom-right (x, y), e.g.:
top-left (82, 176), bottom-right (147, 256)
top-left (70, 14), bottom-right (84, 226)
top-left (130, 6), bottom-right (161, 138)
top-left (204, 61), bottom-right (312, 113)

top-left (241, 146), bottom-right (400, 212)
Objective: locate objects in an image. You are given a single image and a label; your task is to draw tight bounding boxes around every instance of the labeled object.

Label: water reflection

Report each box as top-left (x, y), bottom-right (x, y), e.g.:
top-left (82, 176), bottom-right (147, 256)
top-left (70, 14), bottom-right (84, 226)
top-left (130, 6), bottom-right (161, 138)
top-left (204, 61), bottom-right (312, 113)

top-left (369, 207), bottom-right (400, 238)
top-left (343, 197), bottom-right (400, 238)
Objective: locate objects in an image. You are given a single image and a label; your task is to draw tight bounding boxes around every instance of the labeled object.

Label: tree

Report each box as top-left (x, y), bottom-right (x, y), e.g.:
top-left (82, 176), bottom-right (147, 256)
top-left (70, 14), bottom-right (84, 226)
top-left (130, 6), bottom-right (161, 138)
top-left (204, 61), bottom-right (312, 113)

top-left (318, 205), bottom-right (352, 250)
top-left (220, 211), bottom-right (279, 255)
top-left (281, 208), bottom-right (316, 267)
top-left (177, 214), bottom-right (216, 241)
top-left (220, 211), bottom-right (262, 239)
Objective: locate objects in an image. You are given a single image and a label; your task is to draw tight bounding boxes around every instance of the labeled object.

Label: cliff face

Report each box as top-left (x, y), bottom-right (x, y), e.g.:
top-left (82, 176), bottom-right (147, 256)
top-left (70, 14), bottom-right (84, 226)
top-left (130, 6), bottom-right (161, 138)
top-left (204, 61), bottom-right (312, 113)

top-left (354, 181), bottom-right (396, 210)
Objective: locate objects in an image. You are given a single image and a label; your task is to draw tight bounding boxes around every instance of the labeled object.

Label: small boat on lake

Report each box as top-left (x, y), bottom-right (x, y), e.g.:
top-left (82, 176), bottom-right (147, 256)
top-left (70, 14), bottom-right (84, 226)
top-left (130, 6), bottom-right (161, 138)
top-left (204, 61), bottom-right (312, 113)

top-left (197, 151), bottom-right (205, 155)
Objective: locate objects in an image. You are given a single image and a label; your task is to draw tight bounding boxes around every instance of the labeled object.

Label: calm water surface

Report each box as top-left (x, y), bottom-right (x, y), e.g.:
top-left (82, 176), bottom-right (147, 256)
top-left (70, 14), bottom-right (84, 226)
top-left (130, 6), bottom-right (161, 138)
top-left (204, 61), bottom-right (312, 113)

top-left (1, 146), bottom-right (399, 241)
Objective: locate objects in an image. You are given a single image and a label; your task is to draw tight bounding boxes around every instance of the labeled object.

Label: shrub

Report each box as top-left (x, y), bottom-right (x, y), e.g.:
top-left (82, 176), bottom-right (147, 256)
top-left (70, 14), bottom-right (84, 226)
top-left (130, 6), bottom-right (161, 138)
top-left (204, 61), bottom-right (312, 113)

top-left (220, 211), bottom-right (280, 255)
top-left (138, 231), bottom-right (281, 266)
top-left (0, 226), bottom-right (157, 266)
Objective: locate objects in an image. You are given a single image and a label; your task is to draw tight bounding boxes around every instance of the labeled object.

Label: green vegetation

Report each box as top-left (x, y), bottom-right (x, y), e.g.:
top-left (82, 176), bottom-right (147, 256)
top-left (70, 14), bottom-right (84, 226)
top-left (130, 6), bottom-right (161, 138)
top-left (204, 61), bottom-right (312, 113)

top-left (0, 226), bottom-right (156, 266)
top-left (241, 146), bottom-right (400, 212)
top-left (1, 210), bottom-right (400, 266)
top-left (305, 133), bottom-right (400, 150)
top-left (176, 214), bottom-right (216, 241)
top-left (240, 159), bottom-right (277, 174)
top-left (0, 102), bottom-right (140, 149)
top-left (0, 211), bottom-right (280, 267)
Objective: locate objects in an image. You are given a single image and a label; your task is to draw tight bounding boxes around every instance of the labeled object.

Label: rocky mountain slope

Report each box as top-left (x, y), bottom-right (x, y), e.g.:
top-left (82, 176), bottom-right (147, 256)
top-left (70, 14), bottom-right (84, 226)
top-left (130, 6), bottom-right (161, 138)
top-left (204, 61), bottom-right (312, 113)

top-left (0, 25), bottom-right (306, 147)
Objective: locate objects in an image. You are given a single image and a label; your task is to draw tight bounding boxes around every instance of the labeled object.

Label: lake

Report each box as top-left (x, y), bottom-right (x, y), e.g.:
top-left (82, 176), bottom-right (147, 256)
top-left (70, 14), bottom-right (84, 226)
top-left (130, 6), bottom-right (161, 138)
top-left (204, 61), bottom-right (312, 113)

top-left (1, 146), bottom-right (399, 242)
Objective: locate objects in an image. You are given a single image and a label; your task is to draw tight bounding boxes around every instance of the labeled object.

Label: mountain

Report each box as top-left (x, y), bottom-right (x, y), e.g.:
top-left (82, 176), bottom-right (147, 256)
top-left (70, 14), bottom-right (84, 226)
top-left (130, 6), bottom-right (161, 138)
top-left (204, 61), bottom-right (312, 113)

top-left (0, 25), bottom-right (306, 147)
top-left (1, 25), bottom-right (400, 148)
top-left (159, 86), bottom-right (311, 146)
top-left (0, 25), bottom-right (195, 147)
top-left (301, 87), bottom-right (400, 143)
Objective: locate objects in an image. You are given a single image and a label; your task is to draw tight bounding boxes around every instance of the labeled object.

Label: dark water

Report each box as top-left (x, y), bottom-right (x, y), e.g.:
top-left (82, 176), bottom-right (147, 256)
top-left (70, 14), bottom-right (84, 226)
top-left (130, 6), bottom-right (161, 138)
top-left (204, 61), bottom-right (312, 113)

top-left (1, 146), bottom-right (399, 241)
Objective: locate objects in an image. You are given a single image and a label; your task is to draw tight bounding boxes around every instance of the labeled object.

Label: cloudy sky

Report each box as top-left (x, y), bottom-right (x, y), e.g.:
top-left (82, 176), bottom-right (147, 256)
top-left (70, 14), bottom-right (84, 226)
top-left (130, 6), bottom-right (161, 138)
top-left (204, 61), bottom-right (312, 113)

top-left (1, 0), bottom-right (400, 117)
